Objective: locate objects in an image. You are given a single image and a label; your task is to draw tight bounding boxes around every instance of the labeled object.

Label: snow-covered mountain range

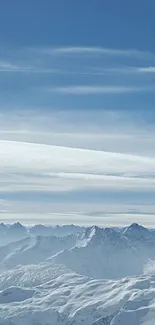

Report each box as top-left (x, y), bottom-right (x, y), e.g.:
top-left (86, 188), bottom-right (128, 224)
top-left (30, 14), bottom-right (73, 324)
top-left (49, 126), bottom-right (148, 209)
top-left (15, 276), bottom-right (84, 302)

top-left (1, 222), bottom-right (155, 324)
top-left (0, 222), bottom-right (84, 246)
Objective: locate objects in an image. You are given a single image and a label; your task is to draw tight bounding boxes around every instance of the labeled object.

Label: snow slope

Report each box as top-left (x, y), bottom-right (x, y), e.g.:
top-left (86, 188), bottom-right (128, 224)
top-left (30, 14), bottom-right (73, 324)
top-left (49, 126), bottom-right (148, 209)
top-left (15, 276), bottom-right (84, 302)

top-left (51, 225), bottom-right (155, 279)
top-left (0, 234), bottom-right (77, 269)
top-left (0, 261), bottom-right (155, 324)
top-left (1, 224), bottom-right (155, 278)
top-left (1, 223), bottom-right (155, 324)
top-left (0, 286), bottom-right (35, 303)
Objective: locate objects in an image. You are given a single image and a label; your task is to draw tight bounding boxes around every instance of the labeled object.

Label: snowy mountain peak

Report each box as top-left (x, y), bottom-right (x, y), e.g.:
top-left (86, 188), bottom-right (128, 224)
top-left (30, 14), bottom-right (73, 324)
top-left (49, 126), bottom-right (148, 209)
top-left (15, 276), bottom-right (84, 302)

top-left (77, 226), bottom-right (104, 247)
top-left (129, 222), bottom-right (142, 229)
top-left (81, 225), bottom-right (126, 248)
top-left (85, 226), bottom-right (103, 238)
top-left (0, 223), bottom-right (6, 228)
top-left (124, 223), bottom-right (147, 233)
top-left (123, 223), bottom-right (151, 241)
top-left (10, 222), bottom-right (26, 230)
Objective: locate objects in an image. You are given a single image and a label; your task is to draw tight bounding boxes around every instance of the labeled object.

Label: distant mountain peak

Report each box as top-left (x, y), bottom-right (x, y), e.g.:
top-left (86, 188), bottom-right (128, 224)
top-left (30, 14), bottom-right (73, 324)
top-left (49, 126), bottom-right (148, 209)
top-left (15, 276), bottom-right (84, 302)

top-left (0, 222), bottom-right (6, 228)
top-left (11, 222), bottom-right (24, 228)
top-left (130, 223), bottom-right (141, 228)
top-left (123, 223), bottom-right (150, 240)
top-left (125, 223), bottom-right (147, 231)
top-left (85, 225), bottom-right (102, 238)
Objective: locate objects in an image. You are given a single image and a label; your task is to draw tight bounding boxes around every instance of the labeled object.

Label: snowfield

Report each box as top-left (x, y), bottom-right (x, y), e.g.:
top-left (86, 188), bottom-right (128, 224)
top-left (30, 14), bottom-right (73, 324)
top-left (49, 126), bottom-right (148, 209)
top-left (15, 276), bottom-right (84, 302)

top-left (1, 223), bottom-right (155, 324)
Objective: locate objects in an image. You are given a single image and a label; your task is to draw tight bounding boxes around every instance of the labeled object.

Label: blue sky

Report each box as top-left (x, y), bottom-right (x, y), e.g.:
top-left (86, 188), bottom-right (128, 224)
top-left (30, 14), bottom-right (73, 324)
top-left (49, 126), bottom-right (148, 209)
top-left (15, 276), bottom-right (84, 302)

top-left (0, 0), bottom-right (155, 226)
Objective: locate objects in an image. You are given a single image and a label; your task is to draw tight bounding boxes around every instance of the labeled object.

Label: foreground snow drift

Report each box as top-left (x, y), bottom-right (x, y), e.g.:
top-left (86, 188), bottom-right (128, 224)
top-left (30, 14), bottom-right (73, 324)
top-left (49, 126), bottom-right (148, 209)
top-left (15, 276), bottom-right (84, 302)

top-left (0, 262), bottom-right (155, 324)
top-left (0, 286), bottom-right (35, 303)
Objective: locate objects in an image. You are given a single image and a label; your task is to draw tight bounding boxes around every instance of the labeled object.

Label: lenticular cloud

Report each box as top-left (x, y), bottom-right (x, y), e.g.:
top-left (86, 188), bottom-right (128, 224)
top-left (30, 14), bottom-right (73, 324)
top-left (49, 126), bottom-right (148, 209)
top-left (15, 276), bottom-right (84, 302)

top-left (0, 140), bottom-right (155, 193)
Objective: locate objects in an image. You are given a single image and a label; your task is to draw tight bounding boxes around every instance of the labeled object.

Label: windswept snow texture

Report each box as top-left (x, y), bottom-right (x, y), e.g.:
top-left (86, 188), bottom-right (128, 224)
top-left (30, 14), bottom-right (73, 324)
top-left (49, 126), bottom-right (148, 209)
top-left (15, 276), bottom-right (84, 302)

top-left (0, 286), bottom-right (35, 303)
top-left (1, 223), bottom-right (155, 324)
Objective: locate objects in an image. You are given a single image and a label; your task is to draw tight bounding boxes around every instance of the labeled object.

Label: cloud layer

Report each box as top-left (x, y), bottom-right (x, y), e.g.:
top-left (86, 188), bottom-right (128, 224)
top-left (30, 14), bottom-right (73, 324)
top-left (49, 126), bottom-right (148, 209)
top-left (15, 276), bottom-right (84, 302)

top-left (0, 139), bottom-right (155, 194)
top-left (0, 45), bottom-right (155, 225)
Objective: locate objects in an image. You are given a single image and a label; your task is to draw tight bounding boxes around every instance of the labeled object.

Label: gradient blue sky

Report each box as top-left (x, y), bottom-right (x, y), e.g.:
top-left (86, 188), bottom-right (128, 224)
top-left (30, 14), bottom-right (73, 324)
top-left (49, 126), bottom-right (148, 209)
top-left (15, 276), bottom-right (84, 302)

top-left (0, 0), bottom-right (155, 226)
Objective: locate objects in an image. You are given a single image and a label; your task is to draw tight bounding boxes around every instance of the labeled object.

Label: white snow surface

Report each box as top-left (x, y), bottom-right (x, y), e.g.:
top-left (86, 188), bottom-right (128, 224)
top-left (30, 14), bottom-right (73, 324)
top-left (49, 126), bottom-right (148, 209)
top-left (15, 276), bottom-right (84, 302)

top-left (1, 223), bottom-right (155, 324)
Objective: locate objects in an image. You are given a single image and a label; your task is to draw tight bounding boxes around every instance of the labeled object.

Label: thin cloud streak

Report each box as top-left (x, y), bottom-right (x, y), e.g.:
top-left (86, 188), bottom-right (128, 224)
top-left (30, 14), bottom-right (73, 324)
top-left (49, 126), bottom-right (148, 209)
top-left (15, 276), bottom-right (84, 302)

top-left (1, 212), bottom-right (155, 227)
top-left (37, 46), bottom-right (152, 58)
top-left (1, 45), bottom-right (153, 59)
top-left (46, 46), bottom-right (135, 55)
top-left (1, 64), bottom-right (155, 75)
top-left (1, 54), bottom-right (155, 77)
top-left (92, 66), bottom-right (155, 75)
top-left (0, 63), bottom-right (65, 74)
top-left (51, 85), bottom-right (153, 95)
top-left (2, 65), bottom-right (155, 75)
top-left (0, 61), bottom-right (20, 70)
top-left (138, 66), bottom-right (155, 73)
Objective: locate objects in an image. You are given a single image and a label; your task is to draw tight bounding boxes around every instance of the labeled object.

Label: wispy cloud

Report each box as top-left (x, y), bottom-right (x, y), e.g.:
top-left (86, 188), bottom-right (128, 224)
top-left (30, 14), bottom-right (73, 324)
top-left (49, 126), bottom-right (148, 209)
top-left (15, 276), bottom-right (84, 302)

top-left (89, 66), bottom-right (155, 75)
top-left (1, 45), bottom-right (152, 60)
top-left (0, 60), bottom-right (34, 73)
top-left (0, 49), bottom-right (154, 76)
top-left (38, 46), bottom-right (152, 58)
top-left (0, 138), bottom-right (155, 224)
top-left (0, 108), bottom-right (155, 157)
top-left (45, 46), bottom-right (133, 55)
top-left (0, 61), bottom-right (20, 71)
top-left (2, 63), bottom-right (155, 75)
top-left (138, 66), bottom-right (155, 73)
top-left (0, 60), bottom-right (65, 74)
top-left (92, 67), bottom-right (143, 75)
top-left (51, 85), bottom-right (152, 95)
